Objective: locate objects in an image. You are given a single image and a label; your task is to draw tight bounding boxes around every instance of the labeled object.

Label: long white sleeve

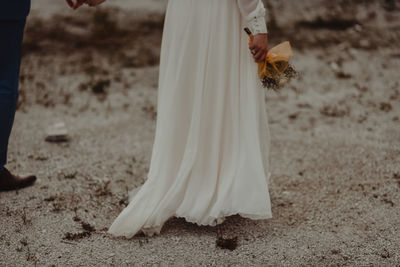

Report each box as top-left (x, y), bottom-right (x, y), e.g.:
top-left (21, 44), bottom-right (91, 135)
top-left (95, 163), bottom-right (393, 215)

top-left (237, 0), bottom-right (268, 34)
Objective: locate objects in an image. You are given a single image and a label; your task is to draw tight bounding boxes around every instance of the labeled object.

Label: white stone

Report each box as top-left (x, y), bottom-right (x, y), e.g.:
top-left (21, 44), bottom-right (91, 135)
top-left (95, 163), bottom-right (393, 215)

top-left (45, 122), bottom-right (69, 142)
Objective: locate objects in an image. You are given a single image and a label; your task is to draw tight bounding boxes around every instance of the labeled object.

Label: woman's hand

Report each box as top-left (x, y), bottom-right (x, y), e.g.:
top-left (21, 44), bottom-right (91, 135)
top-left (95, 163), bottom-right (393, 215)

top-left (249, 33), bottom-right (268, 63)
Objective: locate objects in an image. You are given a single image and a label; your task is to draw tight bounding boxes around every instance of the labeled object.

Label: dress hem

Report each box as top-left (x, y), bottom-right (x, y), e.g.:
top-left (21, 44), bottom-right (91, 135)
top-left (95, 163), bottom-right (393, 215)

top-left (109, 210), bottom-right (272, 238)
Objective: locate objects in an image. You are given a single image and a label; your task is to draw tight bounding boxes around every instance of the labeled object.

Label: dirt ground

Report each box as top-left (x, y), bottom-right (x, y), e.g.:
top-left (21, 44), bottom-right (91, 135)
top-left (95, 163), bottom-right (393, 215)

top-left (1, 1), bottom-right (399, 266)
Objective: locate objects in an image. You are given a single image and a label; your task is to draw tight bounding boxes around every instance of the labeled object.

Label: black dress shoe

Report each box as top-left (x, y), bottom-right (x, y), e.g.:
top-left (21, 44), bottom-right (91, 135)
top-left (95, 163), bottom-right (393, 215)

top-left (0, 168), bottom-right (36, 191)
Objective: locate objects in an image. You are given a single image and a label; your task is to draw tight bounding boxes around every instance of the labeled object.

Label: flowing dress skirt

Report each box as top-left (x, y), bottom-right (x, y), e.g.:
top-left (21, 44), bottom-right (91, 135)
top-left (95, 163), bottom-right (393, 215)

top-left (108, 0), bottom-right (272, 238)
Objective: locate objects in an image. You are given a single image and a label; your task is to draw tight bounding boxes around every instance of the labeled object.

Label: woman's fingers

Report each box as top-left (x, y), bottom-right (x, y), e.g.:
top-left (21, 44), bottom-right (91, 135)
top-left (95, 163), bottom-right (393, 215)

top-left (249, 33), bottom-right (268, 62)
top-left (249, 45), bottom-right (267, 62)
top-left (254, 49), bottom-right (266, 62)
top-left (250, 45), bottom-right (267, 62)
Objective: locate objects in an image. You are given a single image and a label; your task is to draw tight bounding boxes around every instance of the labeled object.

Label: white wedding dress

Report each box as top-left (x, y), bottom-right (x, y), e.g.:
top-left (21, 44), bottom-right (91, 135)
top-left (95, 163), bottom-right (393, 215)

top-left (108, 0), bottom-right (272, 238)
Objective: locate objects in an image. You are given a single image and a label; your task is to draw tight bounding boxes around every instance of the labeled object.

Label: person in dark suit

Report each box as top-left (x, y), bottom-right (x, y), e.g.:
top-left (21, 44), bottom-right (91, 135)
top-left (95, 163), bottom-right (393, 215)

top-left (0, 0), bottom-right (106, 191)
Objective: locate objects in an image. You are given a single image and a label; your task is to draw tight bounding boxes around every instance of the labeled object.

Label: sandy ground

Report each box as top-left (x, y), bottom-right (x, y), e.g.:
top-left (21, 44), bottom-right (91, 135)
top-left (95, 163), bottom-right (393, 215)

top-left (1, 1), bottom-right (400, 266)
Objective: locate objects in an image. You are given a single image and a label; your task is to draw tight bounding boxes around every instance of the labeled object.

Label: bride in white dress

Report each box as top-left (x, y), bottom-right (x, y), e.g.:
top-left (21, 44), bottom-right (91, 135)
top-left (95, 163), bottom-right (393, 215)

top-left (108, 0), bottom-right (272, 238)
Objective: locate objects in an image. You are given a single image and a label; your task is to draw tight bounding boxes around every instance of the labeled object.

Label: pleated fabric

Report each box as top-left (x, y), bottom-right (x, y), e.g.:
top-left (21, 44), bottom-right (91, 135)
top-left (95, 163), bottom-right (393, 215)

top-left (108, 0), bottom-right (272, 238)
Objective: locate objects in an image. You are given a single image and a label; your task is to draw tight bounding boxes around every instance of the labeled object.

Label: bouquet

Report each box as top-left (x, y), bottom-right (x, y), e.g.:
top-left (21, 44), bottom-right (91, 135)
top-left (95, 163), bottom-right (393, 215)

top-left (244, 28), bottom-right (298, 91)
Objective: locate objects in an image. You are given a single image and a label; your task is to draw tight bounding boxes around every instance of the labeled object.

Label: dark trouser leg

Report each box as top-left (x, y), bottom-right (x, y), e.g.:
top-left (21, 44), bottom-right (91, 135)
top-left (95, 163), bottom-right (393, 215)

top-left (0, 19), bottom-right (26, 171)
